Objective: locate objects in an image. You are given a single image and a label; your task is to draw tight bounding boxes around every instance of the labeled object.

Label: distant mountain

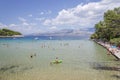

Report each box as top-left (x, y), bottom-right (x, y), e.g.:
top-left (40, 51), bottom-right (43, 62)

top-left (29, 28), bottom-right (94, 37)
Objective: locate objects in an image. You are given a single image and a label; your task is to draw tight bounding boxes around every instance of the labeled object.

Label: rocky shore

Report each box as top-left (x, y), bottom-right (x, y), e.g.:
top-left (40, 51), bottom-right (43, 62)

top-left (93, 39), bottom-right (120, 60)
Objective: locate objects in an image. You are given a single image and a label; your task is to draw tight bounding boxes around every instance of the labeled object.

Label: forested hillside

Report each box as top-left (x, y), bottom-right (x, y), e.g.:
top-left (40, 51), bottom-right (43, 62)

top-left (0, 28), bottom-right (21, 36)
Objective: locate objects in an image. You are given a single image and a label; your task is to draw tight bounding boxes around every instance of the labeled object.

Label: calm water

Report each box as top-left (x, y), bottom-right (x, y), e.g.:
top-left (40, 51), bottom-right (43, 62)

top-left (0, 36), bottom-right (119, 80)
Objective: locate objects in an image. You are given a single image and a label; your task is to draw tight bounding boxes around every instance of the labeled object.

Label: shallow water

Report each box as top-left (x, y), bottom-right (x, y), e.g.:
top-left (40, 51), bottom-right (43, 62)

top-left (0, 38), bottom-right (120, 80)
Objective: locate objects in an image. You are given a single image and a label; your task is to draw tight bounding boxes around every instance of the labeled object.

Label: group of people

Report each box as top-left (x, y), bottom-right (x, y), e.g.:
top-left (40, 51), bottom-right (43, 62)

top-left (97, 41), bottom-right (120, 55)
top-left (29, 54), bottom-right (61, 64)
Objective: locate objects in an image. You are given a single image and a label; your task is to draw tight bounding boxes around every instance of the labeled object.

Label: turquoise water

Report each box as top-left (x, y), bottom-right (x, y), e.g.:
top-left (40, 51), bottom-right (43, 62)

top-left (0, 37), bottom-right (119, 80)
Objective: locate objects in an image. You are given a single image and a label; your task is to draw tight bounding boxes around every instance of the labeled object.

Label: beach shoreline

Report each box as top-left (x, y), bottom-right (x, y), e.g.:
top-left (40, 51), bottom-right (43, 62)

top-left (0, 35), bottom-right (24, 38)
top-left (93, 39), bottom-right (120, 60)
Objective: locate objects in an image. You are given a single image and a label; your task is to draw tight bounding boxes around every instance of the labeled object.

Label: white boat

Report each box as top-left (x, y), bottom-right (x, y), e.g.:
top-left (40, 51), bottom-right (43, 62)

top-left (13, 37), bottom-right (16, 39)
top-left (49, 36), bottom-right (52, 40)
top-left (34, 37), bottom-right (39, 40)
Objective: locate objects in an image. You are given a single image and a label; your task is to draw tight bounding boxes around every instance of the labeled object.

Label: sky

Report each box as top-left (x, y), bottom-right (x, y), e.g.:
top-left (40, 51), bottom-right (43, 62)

top-left (0, 0), bottom-right (120, 35)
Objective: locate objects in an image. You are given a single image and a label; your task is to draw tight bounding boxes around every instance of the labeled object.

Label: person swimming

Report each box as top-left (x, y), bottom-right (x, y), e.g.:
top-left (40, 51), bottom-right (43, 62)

top-left (30, 53), bottom-right (36, 58)
top-left (50, 57), bottom-right (62, 64)
top-left (55, 57), bottom-right (59, 63)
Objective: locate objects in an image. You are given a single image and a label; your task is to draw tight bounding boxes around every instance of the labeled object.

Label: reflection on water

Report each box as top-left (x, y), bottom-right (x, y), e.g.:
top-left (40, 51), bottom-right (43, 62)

top-left (0, 39), bottom-right (119, 80)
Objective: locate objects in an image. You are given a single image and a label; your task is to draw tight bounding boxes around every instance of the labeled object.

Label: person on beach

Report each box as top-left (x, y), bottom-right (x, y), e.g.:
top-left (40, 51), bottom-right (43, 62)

top-left (107, 48), bottom-right (111, 55)
top-left (118, 45), bottom-right (120, 50)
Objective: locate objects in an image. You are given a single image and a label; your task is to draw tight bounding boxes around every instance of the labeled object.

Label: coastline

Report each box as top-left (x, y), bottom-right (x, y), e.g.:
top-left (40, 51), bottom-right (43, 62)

top-left (0, 35), bottom-right (24, 38)
top-left (93, 39), bottom-right (120, 60)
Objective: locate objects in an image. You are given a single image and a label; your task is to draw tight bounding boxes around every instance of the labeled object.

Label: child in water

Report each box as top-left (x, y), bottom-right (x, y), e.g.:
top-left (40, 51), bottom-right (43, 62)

top-left (55, 57), bottom-right (59, 63)
top-left (50, 57), bottom-right (59, 64)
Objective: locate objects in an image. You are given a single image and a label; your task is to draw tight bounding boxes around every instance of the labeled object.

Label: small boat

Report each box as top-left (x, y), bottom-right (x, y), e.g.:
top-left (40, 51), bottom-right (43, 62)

top-left (13, 37), bottom-right (16, 39)
top-left (49, 36), bottom-right (52, 40)
top-left (34, 37), bottom-right (39, 40)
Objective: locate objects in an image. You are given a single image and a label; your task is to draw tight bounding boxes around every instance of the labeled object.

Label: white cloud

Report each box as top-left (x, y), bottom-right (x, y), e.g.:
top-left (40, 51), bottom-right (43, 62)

top-left (9, 24), bottom-right (18, 27)
top-left (22, 22), bottom-right (29, 26)
top-left (35, 17), bottom-right (45, 21)
top-left (0, 21), bottom-right (38, 35)
top-left (39, 10), bottom-right (52, 15)
top-left (9, 24), bottom-right (16, 27)
top-left (47, 10), bottom-right (52, 14)
top-left (44, 19), bottom-right (51, 25)
top-left (49, 26), bottom-right (57, 30)
top-left (1, 0), bottom-right (120, 35)
top-left (40, 12), bottom-right (44, 15)
top-left (28, 14), bottom-right (33, 17)
top-left (0, 23), bottom-right (8, 28)
top-left (30, 23), bottom-right (37, 26)
top-left (18, 17), bottom-right (27, 22)
top-left (43, 0), bottom-right (120, 28)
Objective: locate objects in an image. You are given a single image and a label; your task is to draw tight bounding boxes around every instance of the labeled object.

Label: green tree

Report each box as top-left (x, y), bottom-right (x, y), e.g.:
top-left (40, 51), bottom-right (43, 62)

top-left (0, 28), bottom-right (22, 36)
top-left (91, 7), bottom-right (120, 46)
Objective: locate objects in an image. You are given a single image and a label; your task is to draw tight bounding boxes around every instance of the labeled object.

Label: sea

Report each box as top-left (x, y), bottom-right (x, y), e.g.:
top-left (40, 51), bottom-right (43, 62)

top-left (0, 36), bottom-right (119, 80)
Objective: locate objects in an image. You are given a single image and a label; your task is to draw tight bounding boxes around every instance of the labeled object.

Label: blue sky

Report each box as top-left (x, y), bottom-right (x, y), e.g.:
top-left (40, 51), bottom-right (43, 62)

top-left (0, 0), bottom-right (120, 35)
